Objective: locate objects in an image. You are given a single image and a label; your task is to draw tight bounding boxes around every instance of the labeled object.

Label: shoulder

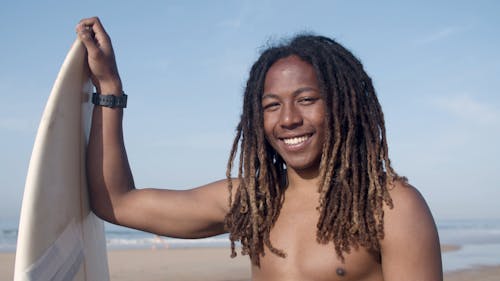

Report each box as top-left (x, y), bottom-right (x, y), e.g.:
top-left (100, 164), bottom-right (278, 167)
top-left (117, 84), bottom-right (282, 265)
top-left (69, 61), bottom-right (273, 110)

top-left (385, 180), bottom-right (430, 219)
top-left (379, 180), bottom-right (443, 280)
top-left (382, 180), bottom-right (437, 239)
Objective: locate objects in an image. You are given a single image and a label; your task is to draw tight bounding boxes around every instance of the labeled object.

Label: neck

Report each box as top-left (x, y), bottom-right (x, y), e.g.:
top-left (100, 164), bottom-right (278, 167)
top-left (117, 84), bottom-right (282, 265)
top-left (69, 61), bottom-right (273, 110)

top-left (285, 166), bottom-right (321, 192)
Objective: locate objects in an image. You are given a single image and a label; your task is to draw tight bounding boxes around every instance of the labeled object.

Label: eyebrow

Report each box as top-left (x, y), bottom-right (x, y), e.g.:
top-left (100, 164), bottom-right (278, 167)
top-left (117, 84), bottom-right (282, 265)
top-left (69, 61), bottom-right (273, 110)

top-left (262, 86), bottom-right (319, 100)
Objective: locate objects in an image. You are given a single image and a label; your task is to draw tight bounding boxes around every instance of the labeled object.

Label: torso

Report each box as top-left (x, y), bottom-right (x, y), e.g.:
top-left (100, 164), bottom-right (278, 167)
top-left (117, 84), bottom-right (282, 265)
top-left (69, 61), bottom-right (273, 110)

top-left (251, 187), bottom-right (384, 281)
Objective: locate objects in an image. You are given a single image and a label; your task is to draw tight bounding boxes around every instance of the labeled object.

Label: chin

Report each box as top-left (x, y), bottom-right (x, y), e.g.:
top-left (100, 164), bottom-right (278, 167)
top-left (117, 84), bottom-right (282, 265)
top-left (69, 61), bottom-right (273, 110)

top-left (284, 159), bottom-right (321, 173)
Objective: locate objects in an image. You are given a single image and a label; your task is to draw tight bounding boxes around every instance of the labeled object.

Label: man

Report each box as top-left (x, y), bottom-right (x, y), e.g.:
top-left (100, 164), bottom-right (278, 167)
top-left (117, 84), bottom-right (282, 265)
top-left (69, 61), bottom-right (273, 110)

top-left (77, 17), bottom-right (442, 281)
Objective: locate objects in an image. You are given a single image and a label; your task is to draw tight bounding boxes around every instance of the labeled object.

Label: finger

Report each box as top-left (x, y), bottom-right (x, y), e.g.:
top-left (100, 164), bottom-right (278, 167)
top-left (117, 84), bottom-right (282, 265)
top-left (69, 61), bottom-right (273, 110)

top-left (78, 17), bottom-right (109, 40)
top-left (77, 17), bottom-right (113, 55)
top-left (76, 23), bottom-right (94, 39)
top-left (76, 23), bottom-right (100, 55)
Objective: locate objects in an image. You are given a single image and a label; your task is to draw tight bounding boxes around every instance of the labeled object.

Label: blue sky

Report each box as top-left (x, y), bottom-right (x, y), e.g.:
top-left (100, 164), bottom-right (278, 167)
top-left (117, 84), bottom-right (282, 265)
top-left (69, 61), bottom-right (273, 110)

top-left (1, 0), bottom-right (499, 223)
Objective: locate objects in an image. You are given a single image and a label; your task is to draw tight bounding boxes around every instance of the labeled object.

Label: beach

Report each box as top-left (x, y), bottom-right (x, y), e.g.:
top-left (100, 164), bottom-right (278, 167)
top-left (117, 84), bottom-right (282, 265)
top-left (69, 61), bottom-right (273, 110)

top-left (1, 245), bottom-right (499, 280)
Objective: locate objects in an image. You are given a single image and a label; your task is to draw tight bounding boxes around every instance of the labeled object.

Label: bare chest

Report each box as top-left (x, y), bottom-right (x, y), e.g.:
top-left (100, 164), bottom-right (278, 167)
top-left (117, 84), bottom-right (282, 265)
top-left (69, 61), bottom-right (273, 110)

top-left (251, 197), bottom-right (383, 281)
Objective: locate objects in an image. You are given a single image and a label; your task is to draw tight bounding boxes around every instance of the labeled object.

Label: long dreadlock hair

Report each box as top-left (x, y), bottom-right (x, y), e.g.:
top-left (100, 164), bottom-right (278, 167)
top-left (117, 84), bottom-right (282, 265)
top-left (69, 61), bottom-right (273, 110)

top-left (224, 34), bottom-right (403, 266)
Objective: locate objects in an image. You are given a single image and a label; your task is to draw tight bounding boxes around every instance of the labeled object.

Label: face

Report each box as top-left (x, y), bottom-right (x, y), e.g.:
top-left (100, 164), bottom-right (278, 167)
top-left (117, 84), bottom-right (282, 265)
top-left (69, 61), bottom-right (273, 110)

top-left (262, 55), bottom-right (326, 175)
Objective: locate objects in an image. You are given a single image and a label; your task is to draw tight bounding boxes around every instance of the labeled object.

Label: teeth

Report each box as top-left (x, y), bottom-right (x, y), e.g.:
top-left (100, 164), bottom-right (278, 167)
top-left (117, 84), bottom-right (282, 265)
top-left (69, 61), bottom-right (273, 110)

top-left (283, 136), bottom-right (309, 145)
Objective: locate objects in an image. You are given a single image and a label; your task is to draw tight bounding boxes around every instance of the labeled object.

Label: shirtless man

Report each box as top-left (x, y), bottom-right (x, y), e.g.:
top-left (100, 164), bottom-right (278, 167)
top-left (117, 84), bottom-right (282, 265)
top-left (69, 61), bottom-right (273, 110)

top-left (76, 17), bottom-right (443, 281)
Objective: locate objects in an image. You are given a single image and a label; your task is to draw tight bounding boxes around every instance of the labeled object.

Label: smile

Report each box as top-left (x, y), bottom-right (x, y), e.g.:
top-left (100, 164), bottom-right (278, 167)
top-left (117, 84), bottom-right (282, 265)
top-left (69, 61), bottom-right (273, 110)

top-left (282, 134), bottom-right (311, 145)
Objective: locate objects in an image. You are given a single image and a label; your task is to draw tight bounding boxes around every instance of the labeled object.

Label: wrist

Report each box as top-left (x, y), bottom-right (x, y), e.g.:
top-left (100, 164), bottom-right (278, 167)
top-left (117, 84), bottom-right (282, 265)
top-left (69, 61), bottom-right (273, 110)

top-left (97, 79), bottom-right (122, 95)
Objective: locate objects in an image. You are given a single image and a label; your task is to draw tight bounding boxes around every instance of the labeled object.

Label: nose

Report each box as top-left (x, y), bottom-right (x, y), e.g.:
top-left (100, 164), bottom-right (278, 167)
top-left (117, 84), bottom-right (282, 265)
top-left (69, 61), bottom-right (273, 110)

top-left (279, 103), bottom-right (303, 129)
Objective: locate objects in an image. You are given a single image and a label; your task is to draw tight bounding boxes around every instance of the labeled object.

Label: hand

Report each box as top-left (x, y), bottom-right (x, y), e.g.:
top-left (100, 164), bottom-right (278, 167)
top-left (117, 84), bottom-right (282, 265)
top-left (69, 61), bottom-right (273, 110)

top-left (76, 17), bottom-right (122, 94)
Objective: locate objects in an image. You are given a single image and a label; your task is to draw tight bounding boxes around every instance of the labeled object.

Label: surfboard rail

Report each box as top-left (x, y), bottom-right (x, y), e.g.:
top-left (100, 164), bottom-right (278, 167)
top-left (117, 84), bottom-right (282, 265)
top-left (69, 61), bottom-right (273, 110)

top-left (14, 39), bottom-right (109, 281)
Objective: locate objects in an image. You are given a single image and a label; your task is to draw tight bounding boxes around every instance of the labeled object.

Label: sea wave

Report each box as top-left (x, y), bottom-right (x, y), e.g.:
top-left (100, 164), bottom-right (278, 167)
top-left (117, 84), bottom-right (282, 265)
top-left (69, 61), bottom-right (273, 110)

top-left (106, 235), bottom-right (231, 250)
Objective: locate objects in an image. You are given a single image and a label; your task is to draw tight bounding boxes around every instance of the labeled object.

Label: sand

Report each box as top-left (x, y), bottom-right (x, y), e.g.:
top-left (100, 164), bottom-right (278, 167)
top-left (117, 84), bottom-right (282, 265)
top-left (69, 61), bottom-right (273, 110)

top-left (1, 245), bottom-right (498, 280)
top-left (107, 248), bottom-right (250, 281)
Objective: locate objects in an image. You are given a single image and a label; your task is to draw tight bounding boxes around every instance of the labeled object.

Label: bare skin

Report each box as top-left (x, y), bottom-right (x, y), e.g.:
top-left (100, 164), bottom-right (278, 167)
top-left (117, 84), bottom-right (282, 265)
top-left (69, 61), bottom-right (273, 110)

top-left (77, 17), bottom-right (442, 281)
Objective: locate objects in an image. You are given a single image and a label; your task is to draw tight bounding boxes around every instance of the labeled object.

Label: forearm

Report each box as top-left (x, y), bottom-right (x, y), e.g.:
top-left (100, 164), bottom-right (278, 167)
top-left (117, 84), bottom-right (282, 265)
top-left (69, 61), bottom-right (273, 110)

top-left (76, 17), bottom-right (137, 223)
top-left (87, 84), bottom-right (135, 222)
top-left (78, 17), bottom-right (230, 237)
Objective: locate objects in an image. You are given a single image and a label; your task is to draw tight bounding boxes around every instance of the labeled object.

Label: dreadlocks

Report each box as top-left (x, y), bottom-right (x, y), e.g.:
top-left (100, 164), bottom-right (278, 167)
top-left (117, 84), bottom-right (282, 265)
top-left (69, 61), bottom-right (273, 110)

top-left (224, 34), bottom-right (403, 266)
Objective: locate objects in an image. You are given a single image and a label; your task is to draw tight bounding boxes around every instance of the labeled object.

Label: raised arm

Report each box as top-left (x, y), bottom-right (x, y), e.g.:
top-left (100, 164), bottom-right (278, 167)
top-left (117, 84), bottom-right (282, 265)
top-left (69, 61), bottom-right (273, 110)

top-left (380, 181), bottom-right (443, 281)
top-left (76, 17), bottom-right (229, 239)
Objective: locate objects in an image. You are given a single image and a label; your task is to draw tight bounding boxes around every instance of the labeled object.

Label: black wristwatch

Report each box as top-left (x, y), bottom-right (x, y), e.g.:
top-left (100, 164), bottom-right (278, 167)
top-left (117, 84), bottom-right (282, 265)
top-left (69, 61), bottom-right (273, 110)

top-left (92, 92), bottom-right (128, 108)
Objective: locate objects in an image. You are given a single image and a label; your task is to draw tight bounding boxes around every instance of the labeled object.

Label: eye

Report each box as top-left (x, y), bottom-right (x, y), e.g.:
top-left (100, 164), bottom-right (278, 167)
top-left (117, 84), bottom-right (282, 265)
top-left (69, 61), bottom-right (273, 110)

top-left (263, 102), bottom-right (280, 111)
top-left (298, 96), bottom-right (319, 105)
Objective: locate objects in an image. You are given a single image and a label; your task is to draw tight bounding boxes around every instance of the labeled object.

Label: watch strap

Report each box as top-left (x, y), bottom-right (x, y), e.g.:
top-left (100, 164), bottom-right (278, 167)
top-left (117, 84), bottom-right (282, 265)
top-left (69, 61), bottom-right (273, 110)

top-left (92, 92), bottom-right (128, 108)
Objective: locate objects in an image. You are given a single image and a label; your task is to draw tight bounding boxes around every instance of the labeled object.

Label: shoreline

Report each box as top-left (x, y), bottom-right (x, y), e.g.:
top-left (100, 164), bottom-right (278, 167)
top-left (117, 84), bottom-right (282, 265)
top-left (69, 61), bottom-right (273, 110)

top-left (441, 244), bottom-right (461, 252)
top-left (2, 244), bottom-right (499, 280)
top-left (444, 265), bottom-right (500, 281)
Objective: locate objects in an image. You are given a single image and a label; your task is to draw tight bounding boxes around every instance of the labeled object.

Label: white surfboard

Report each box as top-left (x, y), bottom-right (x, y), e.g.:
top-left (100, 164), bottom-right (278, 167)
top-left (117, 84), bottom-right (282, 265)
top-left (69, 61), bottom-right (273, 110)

top-left (14, 39), bottom-right (109, 281)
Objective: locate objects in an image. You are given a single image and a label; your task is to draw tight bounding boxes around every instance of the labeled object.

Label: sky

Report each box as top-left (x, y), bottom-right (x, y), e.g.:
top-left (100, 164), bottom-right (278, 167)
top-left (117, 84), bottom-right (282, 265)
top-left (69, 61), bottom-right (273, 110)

top-left (0, 0), bottom-right (499, 223)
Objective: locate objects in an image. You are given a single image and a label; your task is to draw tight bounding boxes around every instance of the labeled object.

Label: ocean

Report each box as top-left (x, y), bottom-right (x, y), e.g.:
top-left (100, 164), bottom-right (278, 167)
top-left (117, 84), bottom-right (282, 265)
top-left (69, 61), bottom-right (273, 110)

top-left (438, 219), bottom-right (500, 271)
top-left (2, 218), bottom-right (500, 272)
top-left (104, 223), bottom-right (231, 250)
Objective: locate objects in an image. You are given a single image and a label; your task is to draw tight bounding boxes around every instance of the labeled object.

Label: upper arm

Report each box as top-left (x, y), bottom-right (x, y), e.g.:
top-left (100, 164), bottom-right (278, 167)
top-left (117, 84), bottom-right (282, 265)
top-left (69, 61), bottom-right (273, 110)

top-left (105, 179), bottom-right (235, 239)
top-left (380, 181), bottom-right (443, 281)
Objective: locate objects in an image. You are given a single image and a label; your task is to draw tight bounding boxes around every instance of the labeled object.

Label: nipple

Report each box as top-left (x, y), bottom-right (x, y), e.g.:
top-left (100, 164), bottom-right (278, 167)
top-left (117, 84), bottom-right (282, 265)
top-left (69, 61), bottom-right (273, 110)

top-left (336, 267), bottom-right (346, 277)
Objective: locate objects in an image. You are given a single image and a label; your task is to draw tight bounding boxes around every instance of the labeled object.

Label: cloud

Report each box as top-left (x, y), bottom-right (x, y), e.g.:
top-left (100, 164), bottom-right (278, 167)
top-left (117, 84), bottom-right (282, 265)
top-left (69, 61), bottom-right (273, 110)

top-left (432, 94), bottom-right (499, 124)
top-left (415, 25), bottom-right (469, 45)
